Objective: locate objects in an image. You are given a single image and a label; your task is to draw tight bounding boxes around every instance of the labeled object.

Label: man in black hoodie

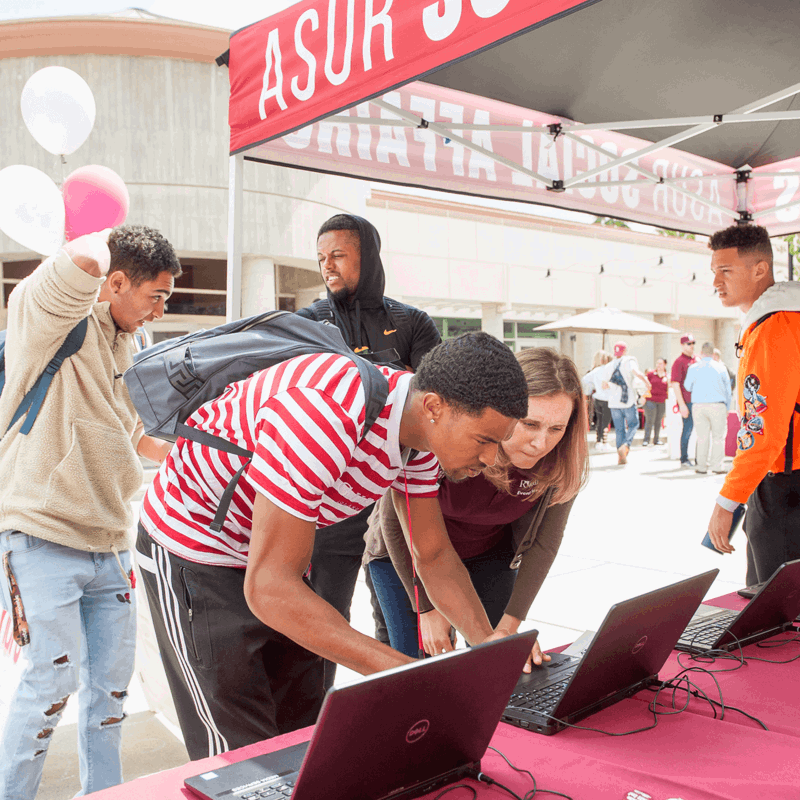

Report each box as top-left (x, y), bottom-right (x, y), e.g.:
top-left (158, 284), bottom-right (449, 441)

top-left (296, 213), bottom-right (441, 686)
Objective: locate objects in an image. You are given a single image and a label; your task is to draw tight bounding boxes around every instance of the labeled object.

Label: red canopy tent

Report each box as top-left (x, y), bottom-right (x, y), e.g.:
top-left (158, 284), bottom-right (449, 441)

top-left (221, 0), bottom-right (800, 317)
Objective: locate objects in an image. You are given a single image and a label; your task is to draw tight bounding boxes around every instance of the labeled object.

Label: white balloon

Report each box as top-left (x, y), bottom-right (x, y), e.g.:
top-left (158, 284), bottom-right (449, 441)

top-left (0, 166), bottom-right (65, 256)
top-left (21, 67), bottom-right (96, 156)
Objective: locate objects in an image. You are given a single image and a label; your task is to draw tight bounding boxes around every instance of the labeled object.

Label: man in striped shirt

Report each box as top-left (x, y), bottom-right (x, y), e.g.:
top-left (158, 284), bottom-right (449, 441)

top-left (136, 332), bottom-right (529, 759)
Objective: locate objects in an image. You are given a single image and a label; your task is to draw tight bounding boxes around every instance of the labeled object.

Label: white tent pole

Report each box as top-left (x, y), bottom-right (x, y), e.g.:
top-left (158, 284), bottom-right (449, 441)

top-left (226, 153), bottom-right (244, 323)
top-left (562, 131), bottom-right (739, 220)
top-left (563, 81), bottom-right (800, 189)
top-left (751, 196), bottom-right (800, 221)
top-left (372, 97), bottom-right (553, 187)
top-left (329, 110), bottom-right (800, 134)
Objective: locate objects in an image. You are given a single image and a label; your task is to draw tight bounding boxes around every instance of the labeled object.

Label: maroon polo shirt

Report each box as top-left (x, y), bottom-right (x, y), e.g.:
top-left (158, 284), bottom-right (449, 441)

top-left (671, 353), bottom-right (698, 404)
top-left (437, 470), bottom-right (538, 560)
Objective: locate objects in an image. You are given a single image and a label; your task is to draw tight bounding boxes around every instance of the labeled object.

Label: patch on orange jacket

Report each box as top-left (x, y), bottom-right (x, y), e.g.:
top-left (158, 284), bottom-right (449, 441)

top-left (738, 373), bottom-right (767, 451)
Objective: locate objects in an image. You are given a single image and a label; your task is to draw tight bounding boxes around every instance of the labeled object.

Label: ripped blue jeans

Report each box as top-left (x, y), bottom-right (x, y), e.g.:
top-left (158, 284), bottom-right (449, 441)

top-left (0, 532), bottom-right (136, 800)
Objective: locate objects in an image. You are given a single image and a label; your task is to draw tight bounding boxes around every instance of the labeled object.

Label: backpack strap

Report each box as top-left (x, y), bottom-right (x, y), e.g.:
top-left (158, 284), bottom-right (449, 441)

top-left (383, 298), bottom-right (412, 364)
top-left (179, 356), bottom-right (390, 534)
top-left (7, 317), bottom-right (89, 436)
top-left (307, 299), bottom-right (334, 323)
top-left (785, 402), bottom-right (800, 475)
top-left (735, 311), bottom-right (777, 358)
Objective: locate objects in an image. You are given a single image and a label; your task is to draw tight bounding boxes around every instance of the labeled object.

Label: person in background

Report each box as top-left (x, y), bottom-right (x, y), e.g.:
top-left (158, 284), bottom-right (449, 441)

top-left (704, 224), bottom-right (800, 585)
top-left (295, 213), bottom-right (441, 688)
top-left (364, 348), bottom-right (589, 666)
top-left (642, 357), bottom-right (669, 446)
top-left (602, 342), bottom-right (651, 465)
top-left (582, 349), bottom-right (612, 451)
top-left (713, 347), bottom-right (736, 393)
top-left (685, 343), bottom-right (732, 474)
top-left (0, 226), bottom-right (180, 800)
top-left (670, 333), bottom-right (698, 467)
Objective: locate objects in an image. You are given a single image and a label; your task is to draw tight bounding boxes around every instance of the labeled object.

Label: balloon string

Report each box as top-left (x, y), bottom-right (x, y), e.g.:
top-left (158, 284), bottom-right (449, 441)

top-left (59, 155), bottom-right (66, 189)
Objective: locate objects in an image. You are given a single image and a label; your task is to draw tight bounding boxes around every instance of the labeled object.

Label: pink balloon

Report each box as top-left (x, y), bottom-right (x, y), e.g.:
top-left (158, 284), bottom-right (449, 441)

top-left (63, 165), bottom-right (129, 241)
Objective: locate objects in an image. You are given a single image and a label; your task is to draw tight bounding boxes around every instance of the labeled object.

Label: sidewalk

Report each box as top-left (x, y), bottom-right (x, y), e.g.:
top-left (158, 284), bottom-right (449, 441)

top-left (20, 435), bottom-right (746, 797)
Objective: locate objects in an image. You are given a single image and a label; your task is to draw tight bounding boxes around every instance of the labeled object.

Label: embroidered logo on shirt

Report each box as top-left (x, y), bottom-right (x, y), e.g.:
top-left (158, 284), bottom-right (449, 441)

top-left (384, 329), bottom-right (397, 335)
top-left (738, 373), bottom-right (767, 451)
top-left (515, 478), bottom-right (538, 497)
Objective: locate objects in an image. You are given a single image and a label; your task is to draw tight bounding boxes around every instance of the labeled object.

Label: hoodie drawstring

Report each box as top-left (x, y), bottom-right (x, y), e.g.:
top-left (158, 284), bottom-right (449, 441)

top-left (111, 544), bottom-right (133, 589)
top-left (354, 300), bottom-right (363, 350)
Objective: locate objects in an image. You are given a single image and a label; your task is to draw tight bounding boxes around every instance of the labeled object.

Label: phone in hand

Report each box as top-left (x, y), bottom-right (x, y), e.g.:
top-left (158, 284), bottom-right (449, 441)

top-left (701, 503), bottom-right (746, 553)
top-left (737, 583), bottom-right (765, 600)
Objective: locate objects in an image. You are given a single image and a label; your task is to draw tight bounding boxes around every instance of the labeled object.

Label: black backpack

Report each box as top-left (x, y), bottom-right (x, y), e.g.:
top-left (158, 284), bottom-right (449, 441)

top-left (0, 317), bottom-right (88, 437)
top-left (123, 310), bottom-right (389, 531)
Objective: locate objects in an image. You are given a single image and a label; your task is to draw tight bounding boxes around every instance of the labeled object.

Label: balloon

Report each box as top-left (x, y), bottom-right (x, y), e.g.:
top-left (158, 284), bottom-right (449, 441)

top-left (21, 67), bottom-right (96, 156)
top-left (0, 166), bottom-right (65, 256)
top-left (63, 166), bottom-right (129, 241)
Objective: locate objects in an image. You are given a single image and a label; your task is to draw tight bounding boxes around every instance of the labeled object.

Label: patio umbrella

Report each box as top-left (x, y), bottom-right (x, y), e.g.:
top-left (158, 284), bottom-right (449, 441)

top-left (535, 307), bottom-right (679, 351)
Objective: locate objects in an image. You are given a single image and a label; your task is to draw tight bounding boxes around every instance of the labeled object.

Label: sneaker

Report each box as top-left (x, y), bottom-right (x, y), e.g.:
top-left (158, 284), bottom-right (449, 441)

top-left (695, 468), bottom-right (708, 474)
top-left (680, 460), bottom-right (693, 469)
top-left (712, 468), bottom-right (730, 474)
top-left (642, 441), bottom-right (649, 447)
top-left (618, 444), bottom-right (629, 465)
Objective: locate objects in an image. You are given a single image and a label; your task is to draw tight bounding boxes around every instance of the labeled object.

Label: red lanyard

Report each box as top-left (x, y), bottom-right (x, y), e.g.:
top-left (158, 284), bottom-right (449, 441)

top-left (402, 468), bottom-right (425, 659)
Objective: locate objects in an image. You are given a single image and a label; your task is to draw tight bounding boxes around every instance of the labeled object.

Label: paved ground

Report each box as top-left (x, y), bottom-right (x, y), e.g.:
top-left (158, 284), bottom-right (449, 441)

top-left (15, 430), bottom-right (747, 797)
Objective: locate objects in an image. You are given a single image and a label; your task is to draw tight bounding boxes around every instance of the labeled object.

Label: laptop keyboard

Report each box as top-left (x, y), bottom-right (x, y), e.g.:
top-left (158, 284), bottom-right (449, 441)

top-left (509, 679), bottom-right (570, 714)
top-left (241, 780), bottom-right (295, 799)
top-left (678, 609), bottom-right (738, 647)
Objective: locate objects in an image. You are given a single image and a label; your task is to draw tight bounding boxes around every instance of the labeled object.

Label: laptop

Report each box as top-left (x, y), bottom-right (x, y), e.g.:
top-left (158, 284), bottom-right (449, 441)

top-left (184, 630), bottom-right (538, 800)
top-left (676, 558), bottom-right (800, 654)
top-left (501, 569), bottom-right (718, 735)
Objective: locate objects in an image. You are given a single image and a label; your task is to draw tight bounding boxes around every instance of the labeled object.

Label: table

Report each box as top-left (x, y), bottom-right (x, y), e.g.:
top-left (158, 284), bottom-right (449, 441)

top-left (88, 593), bottom-right (800, 800)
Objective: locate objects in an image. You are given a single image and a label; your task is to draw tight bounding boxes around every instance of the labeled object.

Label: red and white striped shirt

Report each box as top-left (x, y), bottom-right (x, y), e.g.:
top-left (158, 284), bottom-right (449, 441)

top-left (140, 353), bottom-right (439, 567)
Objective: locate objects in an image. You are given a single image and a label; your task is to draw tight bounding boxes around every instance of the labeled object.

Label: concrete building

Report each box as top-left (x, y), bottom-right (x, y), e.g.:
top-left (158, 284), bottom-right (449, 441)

top-left (0, 9), bottom-right (765, 374)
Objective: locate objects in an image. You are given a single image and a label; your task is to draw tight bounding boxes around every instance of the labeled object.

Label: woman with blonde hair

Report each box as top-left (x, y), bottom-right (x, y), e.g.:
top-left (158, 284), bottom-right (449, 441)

top-left (364, 347), bottom-right (589, 665)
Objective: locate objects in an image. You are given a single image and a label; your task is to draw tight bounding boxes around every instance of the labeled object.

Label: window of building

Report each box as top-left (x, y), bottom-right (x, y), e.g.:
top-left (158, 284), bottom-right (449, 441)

top-left (432, 317), bottom-right (482, 339)
top-left (168, 258), bottom-right (226, 316)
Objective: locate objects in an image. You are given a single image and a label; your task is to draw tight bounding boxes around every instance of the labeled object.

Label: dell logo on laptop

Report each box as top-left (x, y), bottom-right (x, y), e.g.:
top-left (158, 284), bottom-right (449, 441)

top-left (631, 636), bottom-right (648, 655)
top-left (406, 720), bottom-right (430, 743)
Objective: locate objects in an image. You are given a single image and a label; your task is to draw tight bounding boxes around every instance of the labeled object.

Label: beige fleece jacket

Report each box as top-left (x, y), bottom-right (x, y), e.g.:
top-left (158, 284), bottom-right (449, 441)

top-left (0, 250), bottom-right (143, 552)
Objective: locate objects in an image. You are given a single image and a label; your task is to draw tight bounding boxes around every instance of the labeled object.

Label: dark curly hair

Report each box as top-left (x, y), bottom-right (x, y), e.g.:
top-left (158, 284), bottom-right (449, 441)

top-left (108, 225), bottom-right (182, 285)
top-left (708, 224), bottom-right (773, 266)
top-left (411, 332), bottom-right (528, 419)
top-left (317, 214), bottom-right (360, 249)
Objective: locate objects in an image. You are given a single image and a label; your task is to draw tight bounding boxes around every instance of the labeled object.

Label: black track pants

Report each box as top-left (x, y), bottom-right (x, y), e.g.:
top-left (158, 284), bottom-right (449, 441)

top-left (135, 525), bottom-right (325, 761)
top-left (744, 471), bottom-right (800, 585)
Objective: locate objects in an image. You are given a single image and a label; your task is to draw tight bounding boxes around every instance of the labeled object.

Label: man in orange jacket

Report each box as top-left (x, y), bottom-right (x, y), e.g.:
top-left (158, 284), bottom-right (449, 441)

top-left (706, 224), bottom-right (800, 585)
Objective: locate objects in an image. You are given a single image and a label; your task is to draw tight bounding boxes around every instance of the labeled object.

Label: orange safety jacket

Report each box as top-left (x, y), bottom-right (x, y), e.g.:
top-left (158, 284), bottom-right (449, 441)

top-left (720, 284), bottom-right (800, 505)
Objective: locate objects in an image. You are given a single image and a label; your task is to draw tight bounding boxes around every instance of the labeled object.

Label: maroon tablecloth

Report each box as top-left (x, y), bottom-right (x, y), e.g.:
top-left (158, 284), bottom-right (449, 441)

top-left (87, 592), bottom-right (800, 800)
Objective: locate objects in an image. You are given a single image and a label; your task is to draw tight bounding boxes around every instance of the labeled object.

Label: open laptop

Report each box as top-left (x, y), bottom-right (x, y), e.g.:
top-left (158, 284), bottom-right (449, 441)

top-left (184, 630), bottom-right (538, 800)
top-left (501, 569), bottom-right (718, 735)
top-left (676, 558), bottom-right (800, 654)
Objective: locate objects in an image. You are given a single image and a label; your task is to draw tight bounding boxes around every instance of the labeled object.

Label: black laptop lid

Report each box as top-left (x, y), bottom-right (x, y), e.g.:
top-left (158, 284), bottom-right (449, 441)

top-left (552, 570), bottom-right (718, 719)
top-left (291, 630), bottom-right (537, 800)
top-left (721, 558), bottom-right (800, 647)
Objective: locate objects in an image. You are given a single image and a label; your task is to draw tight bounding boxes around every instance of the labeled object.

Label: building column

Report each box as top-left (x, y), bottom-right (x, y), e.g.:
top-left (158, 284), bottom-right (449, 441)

top-left (653, 315), bottom-right (673, 365)
top-left (481, 303), bottom-right (504, 342)
top-left (714, 319), bottom-right (738, 364)
top-left (241, 256), bottom-right (276, 317)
